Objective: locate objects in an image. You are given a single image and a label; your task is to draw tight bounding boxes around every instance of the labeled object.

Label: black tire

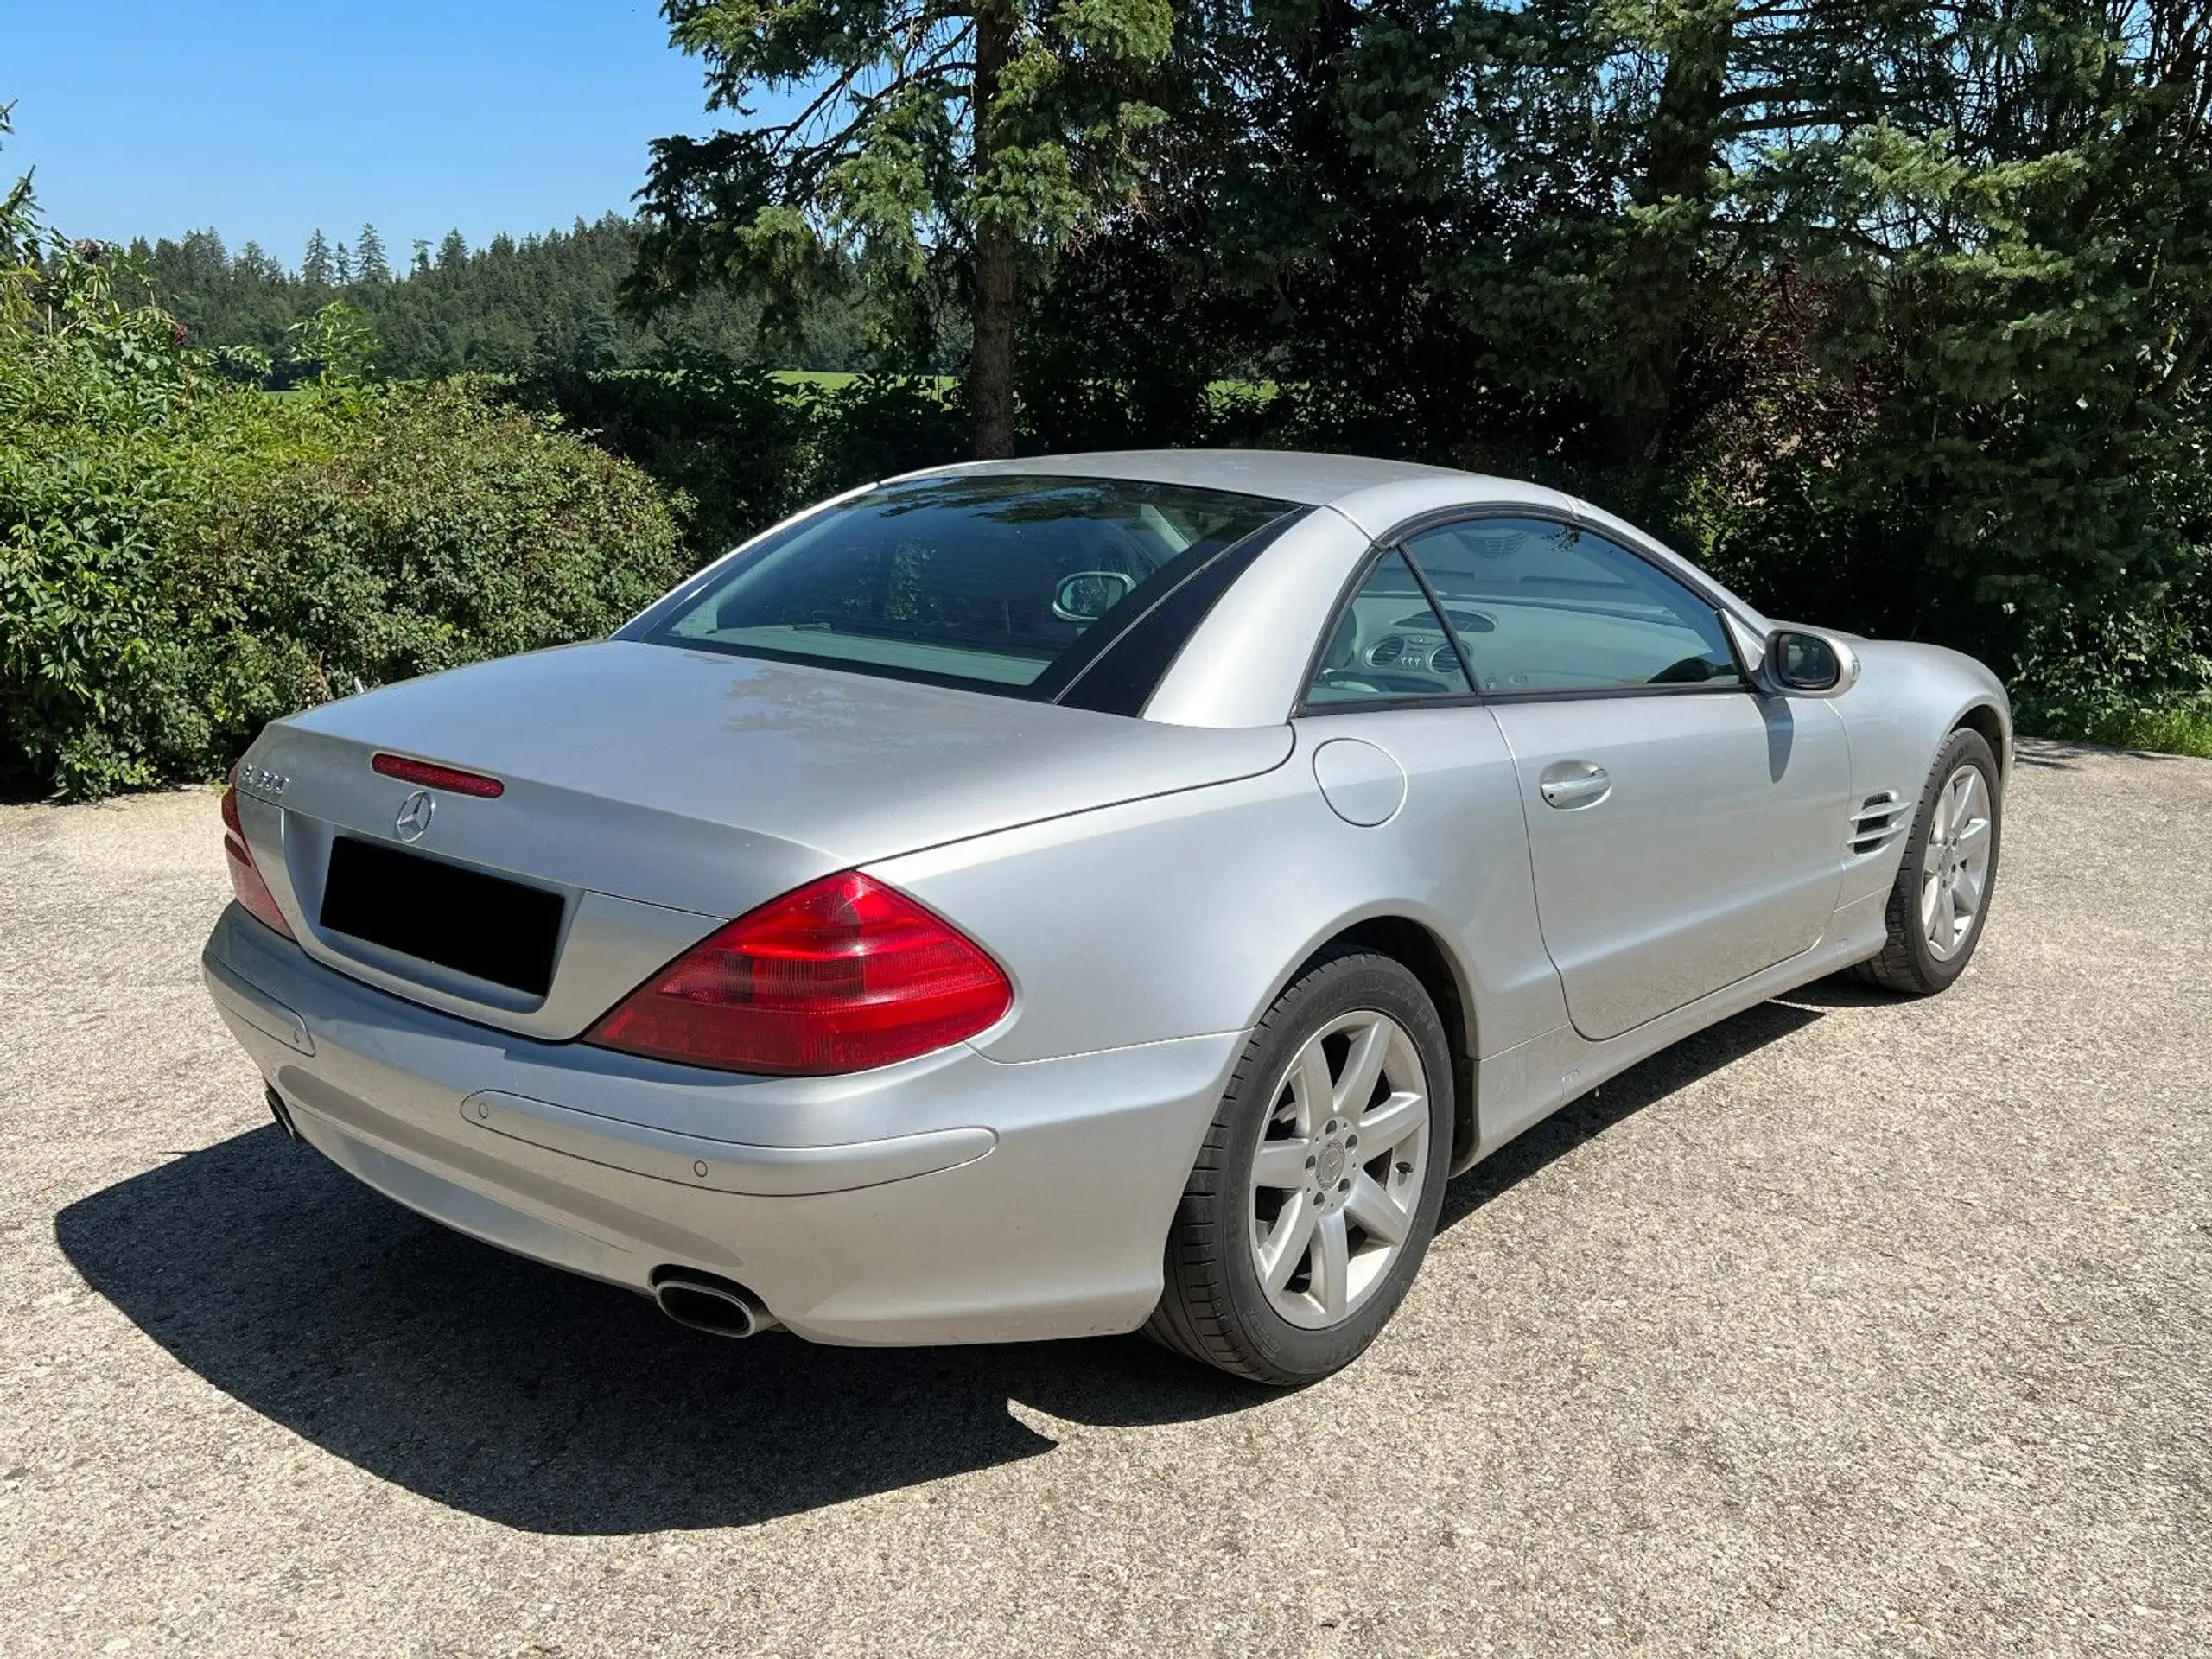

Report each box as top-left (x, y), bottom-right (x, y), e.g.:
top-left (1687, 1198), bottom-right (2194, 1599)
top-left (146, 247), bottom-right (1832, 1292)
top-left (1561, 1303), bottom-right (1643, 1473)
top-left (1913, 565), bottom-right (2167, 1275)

top-left (1145, 947), bottom-right (1453, 1385)
top-left (1853, 726), bottom-right (2003, 995)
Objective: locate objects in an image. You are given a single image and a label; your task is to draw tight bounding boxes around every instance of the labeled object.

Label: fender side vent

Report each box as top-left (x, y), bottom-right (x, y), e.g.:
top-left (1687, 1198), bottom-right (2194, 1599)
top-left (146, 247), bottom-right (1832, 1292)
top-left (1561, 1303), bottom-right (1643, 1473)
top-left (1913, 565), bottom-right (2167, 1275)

top-left (1849, 791), bottom-right (1909, 855)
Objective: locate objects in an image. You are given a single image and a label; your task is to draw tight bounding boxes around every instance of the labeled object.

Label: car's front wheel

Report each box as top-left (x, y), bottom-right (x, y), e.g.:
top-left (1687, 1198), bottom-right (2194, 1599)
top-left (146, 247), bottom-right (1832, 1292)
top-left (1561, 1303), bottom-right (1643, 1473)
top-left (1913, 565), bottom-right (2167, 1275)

top-left (1147, 948), bottom-right (1452, 1384)
top-left (1853, 726), bottom-right (2003, 995)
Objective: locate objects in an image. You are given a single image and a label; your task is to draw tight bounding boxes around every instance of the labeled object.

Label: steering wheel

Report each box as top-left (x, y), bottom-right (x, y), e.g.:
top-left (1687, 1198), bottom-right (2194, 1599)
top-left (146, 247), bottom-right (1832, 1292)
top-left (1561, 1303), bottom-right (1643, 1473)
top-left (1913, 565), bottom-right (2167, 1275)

top-left (1316, 668), bottom-right (1456, 698)
top-left (1648, 654), bottom-right (1721, 685)
top-left (1314, 669), bottom-right (1386, 696)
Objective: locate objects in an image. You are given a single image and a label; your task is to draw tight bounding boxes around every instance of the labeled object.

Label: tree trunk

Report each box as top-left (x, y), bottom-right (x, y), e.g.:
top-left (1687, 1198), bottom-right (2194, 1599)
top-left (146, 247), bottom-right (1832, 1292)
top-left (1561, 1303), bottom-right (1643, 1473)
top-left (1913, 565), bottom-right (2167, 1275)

top-left (970, 225), bottom-right (1018, 459)
top-left (1604, 0), bottom-right (1736, 468)
top-left (969, 0), bottom-right (1018, 460)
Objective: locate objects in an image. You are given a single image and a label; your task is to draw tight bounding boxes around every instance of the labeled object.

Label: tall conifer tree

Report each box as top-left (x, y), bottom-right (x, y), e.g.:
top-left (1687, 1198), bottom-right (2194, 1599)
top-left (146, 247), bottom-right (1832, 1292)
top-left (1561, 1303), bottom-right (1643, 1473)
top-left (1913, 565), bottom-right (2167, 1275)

top-left (632, 0), bottom-right (1174, 456)
top-left (354, 222), bottom-right (390, 283)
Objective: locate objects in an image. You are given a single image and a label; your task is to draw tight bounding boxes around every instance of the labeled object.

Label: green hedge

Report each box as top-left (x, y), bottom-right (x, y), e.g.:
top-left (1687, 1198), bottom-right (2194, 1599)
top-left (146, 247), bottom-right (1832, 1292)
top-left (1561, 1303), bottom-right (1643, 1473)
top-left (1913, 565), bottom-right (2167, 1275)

top-left (10, 245), bottom-right (2209, 802)
top-left (501, 361), bottom-right (1285, 567)
top-left (1, 256), bottom-right (686, 800)
top-left (504, 361), bottom-right (969, 560)
top-left (190, 381), bottom-right (685, 706)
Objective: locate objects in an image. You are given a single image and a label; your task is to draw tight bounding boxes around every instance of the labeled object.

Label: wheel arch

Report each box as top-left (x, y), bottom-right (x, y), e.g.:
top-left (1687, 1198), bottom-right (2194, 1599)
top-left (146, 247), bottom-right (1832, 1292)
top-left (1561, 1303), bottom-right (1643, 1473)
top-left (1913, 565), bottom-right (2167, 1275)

top-left (1281, 914), bottom-right (1480, 1167)
top-left (1953, 700), bottom-right (2012, 779)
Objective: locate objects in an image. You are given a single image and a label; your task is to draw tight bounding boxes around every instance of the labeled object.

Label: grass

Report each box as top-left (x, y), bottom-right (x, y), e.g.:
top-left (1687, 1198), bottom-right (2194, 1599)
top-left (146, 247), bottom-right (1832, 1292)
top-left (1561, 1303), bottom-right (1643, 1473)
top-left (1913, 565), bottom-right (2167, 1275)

top-left (2024, 685), bottom-right (2212, 759)
top-left (770, 370), bottom-right (956, 391)
top-left (1207, 378), bottom-right (1278, 404)
top-left (766, 370), bottom-right (1279, 404)
top-left (2073, 702), bottom-right (2212, 758)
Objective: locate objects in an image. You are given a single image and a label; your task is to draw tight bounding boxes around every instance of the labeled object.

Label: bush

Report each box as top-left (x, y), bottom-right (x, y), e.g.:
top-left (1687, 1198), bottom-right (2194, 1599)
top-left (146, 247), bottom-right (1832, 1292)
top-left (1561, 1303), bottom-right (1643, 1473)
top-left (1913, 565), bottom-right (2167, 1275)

top-left (507, 363), bottom-right (1290, 568)
top-left (1, 243), bottom-right (687, 800)
top-left (504, 360), bottom-right (820, 558)
top-left (188, 380), bottom-right (686, 707)
top-left (506, 361), bottom-right (966, 561)
top-left (2008, 595), bottom-right (2212, 760)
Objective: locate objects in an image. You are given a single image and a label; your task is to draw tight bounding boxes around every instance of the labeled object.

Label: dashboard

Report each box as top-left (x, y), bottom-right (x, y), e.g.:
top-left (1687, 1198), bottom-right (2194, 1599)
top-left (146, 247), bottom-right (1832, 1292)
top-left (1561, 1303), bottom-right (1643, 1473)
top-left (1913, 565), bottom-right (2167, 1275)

top-left (1310, 603), bottom-right (1494, 698)
top-left (1362, 608), bottom-right (1494, 678)
top-left (1314, 597), bottom-right (1738, 700)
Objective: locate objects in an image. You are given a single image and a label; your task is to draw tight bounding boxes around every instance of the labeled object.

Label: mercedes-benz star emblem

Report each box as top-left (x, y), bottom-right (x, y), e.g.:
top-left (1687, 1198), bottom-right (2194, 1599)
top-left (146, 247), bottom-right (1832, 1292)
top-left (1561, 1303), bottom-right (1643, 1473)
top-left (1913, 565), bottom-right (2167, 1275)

top-left (394, 790), bottom-right (435, 842)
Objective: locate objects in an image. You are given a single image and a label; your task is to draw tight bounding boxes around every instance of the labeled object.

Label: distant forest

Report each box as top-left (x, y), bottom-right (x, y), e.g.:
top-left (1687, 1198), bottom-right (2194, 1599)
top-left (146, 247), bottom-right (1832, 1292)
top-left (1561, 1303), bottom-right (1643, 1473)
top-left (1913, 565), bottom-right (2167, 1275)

top-left (126, 214), bottom-right (874, 381)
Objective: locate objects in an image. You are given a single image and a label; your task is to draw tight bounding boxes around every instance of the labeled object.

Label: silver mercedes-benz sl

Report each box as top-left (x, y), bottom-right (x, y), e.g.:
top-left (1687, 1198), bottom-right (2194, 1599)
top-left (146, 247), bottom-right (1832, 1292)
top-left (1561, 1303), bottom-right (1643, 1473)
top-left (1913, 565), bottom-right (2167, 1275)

top-left (203, 450), bottom-right (2008, 1382)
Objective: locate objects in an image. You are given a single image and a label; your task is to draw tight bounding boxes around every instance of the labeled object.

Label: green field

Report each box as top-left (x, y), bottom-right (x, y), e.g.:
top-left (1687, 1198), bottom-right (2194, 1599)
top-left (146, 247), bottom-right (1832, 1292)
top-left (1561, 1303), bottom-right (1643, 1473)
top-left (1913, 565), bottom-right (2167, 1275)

top-left (770, 370), bottom-right (953, 391)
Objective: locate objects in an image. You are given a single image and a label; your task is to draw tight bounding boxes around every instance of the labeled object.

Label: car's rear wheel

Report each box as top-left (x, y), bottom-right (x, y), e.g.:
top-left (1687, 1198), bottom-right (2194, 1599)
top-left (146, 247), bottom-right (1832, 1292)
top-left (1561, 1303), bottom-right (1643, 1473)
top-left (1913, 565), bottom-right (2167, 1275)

top-left (1853, 726), bottom-right (2003, 995)
top-left (1146, 948), bottom-right (1452, 1384)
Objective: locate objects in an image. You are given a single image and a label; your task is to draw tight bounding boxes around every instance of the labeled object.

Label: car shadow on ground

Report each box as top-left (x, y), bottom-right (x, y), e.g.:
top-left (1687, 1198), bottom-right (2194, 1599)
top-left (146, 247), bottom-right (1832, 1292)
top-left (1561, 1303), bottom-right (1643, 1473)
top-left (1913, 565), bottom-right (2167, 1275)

top-left (1437, 996), bottom-right (1821, 1230)
top-left (56, 997), bottom-right (1824, 1535)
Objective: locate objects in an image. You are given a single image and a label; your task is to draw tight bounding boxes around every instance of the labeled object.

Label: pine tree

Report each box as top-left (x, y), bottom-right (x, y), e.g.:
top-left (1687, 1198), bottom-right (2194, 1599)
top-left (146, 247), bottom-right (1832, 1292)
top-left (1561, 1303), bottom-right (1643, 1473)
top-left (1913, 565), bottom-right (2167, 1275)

top-left (302, 228), bottom-right (333, 287)
top-left (635, 0), bottom-right (1173, 457)
top-left (438, 229), bottom-right (467, 269)
top-left (354, 222), bottom-right (389, 283)
top-left (334, 241), bottom-right (353, 284)
top-left (142, 212), bottom-right (842, 380)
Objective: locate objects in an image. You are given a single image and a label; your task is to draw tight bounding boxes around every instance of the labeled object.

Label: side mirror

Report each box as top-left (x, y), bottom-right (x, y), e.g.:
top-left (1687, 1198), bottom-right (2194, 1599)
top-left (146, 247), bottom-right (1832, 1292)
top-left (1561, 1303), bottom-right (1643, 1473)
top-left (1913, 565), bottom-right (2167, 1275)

top-left (1764, 628), bottom-right (1859, 697)
top-left (1052, 569), bottom-right (1137, 623)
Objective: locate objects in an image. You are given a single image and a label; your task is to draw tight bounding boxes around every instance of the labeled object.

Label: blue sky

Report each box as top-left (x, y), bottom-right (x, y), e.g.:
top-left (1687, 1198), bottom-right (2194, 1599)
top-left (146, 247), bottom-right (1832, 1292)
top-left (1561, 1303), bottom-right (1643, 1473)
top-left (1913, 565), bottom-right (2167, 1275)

top-left (4, 0), bottom-right (746, 270)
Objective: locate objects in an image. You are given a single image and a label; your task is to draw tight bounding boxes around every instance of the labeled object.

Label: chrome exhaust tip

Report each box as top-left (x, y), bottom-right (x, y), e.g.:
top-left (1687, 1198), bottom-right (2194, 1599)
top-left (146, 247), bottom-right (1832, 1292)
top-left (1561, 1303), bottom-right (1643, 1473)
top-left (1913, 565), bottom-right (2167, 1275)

top-left (651, 1269), bottom-right (777, 1338)
top-left (264, 1084), bottom-right (300, 1141)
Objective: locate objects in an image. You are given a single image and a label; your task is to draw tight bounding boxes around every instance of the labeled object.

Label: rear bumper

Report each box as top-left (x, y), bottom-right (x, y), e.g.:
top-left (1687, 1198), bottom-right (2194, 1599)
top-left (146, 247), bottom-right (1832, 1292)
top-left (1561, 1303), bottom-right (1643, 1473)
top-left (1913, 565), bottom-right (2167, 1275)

top-left (200, 905), bottom-right (1240, 1345)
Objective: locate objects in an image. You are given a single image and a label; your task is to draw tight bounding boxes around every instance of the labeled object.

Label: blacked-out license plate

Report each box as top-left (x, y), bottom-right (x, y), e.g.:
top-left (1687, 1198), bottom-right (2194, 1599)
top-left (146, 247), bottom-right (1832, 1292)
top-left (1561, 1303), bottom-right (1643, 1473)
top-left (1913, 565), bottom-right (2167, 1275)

top-left (320, 836), bottom-right (563, 995)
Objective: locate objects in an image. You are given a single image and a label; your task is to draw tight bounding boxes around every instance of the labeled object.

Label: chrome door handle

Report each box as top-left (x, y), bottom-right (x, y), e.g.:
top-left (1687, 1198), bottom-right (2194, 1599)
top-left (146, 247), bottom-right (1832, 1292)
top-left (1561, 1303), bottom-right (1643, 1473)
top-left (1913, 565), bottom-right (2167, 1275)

top-left (1539, 762), bottom-right (1611, 809)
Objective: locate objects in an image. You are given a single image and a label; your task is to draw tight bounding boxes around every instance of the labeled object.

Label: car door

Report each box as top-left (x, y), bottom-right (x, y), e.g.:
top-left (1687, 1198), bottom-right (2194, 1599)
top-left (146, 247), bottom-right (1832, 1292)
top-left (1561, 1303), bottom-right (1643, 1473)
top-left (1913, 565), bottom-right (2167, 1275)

top-left (1397, 515), bottom-right (1850, 1042)
top-left (1293, 547), bottom-right (1566, 1064)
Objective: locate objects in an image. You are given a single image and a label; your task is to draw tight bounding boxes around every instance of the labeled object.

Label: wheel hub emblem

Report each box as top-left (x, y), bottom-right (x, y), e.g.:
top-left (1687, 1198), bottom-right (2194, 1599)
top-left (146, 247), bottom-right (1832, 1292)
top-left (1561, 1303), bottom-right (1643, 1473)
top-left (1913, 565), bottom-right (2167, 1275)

top-left (1316, 1141), bottom-right (1346, 1186)
top-left (394, 790), bottom-right (435, 842)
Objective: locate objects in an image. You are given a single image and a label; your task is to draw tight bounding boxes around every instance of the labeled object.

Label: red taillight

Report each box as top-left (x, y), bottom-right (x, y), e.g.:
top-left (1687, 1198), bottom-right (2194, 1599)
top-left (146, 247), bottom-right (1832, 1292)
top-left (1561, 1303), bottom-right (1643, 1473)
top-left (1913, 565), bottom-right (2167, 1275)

top-left (371, 753), bottom-right (504, 798)
top-left (222, 763), bottom-right (295, 939)
top-left (586, 872), bottom-right (1012, 1075)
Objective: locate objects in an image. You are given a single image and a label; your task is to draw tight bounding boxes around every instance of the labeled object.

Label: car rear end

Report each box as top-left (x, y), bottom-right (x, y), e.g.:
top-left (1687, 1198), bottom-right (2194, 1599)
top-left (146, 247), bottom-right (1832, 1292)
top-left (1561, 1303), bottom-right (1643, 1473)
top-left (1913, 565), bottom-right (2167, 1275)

top-left (208, 720), bottom-right (1274, 1344)
top-left (200, 471), bottom-right (1309, 1345)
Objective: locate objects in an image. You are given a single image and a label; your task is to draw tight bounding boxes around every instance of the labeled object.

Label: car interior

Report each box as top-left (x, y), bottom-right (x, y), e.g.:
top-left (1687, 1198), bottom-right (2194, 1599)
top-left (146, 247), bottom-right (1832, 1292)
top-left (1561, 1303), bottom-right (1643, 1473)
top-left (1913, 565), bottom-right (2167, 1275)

top-left (1308, 521), bottom-right (1743, 702)
top-left (658, 476), bottom-right (1293, 689)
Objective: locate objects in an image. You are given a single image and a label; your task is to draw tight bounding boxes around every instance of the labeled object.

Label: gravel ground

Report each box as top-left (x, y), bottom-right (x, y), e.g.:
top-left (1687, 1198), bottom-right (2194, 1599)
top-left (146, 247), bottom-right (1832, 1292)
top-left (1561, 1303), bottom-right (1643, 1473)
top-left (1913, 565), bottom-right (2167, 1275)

top-left (2, 741), bottom-right (2208, 1657)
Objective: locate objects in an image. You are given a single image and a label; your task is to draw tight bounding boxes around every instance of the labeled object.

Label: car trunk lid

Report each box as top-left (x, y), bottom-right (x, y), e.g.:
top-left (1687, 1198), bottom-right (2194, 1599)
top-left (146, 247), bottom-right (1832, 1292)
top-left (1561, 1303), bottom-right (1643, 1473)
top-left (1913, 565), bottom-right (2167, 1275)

top-left (237, 641), bottom-right (1291, 1037)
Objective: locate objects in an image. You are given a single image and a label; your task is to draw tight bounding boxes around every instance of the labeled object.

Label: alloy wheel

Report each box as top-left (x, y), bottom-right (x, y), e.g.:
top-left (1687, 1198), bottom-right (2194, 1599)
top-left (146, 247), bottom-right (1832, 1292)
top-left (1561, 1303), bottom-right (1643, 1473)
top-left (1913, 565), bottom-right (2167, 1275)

top-left (1920, 762), bottom-right (1993, 960)
top-left (1247, 1010), bottom-right (1433, 1329)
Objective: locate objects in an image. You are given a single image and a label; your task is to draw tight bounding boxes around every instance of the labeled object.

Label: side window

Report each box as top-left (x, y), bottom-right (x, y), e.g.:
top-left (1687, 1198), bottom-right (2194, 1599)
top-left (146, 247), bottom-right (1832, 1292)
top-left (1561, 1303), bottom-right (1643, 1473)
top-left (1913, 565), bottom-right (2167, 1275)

top-left (1401, 518), bottom-right (1743, 695)
top-left (1304, 549), bottom-right (1475, 705)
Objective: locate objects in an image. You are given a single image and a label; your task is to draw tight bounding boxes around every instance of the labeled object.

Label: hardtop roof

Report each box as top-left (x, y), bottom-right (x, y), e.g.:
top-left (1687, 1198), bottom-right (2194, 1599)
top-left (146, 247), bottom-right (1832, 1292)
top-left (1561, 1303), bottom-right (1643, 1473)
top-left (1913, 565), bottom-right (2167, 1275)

top-left (894, 448), bottom-right (1556, 512)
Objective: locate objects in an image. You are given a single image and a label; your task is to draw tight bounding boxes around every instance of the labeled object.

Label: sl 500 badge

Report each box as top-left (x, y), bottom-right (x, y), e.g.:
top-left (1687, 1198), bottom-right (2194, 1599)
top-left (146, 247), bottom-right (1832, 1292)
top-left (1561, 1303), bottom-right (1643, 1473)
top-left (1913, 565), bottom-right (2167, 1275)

top-left (237, 762), bottom-right (289, 798)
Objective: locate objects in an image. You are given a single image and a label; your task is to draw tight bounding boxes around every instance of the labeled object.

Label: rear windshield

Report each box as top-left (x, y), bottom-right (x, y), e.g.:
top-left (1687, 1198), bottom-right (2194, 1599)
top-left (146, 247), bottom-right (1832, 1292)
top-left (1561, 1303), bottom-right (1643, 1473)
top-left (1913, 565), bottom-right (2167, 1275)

top-left (625, 474), bottom-right (1296, 700)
